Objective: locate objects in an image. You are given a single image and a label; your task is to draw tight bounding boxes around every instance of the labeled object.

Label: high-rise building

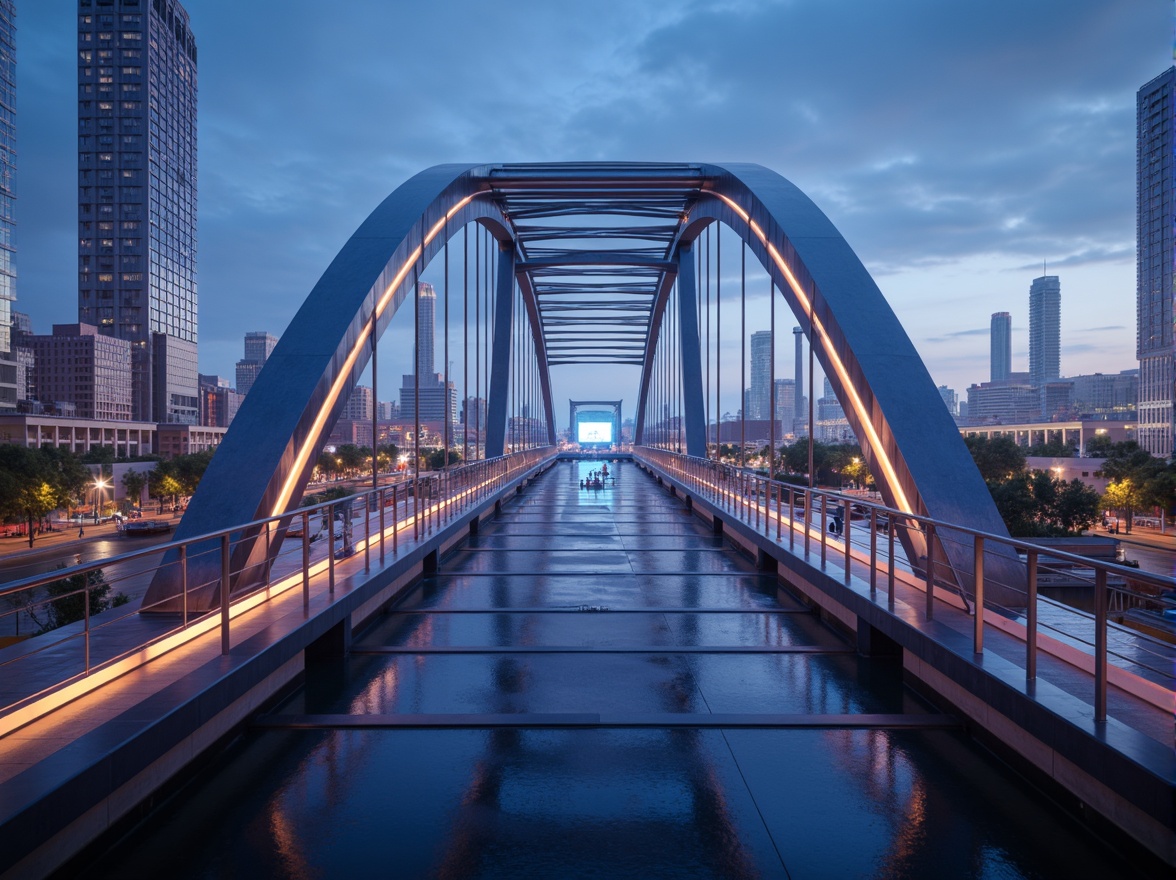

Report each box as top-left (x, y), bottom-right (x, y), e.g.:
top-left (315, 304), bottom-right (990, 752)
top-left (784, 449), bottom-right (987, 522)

top-left (747, 330), bottom-right (772, 420)
top-left (235, 330), bottom-right (276, 396)
top-left (0, 2), bottom-right (17, 412)
top-left (1137, 67), bottom-right (1175, 456)
top-left (77, 0), bottom-right (198, 423)
top-left (990, 312), bottom-right (1011, 383)
top-left (1028, 275), bottom-right (1060, 388)
top-left (416, 282), bottom-right (436, 378)
top-left (400, 282), bottom-right (456, 424)
top-left (198, 373), bottom-right (241, 428)
top-left (340, 384), bottom-right (373, 422)
top-left (28, 323), bottom-right (132, 420)
top-left (938, 385), bottom-right (958, 416)
top-left (243, 330), bottom-right (276, 364)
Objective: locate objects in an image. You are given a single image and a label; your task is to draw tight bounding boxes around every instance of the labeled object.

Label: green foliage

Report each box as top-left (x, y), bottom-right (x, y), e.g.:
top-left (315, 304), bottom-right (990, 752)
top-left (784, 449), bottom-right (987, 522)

top-left (963, 436), bottom-right (1100, 536)
top-left (121, 469), bottom-right (148, 509)
top-left (0, 446), bottom-right (91, 547)
top-left (426, 448), bottom-right (463, 470)
top-left (1094, 441), bottom-right (1176, 533)
top-left (1025, 438), bottom-right (1077, 458)
top-left (776, 439), bottom-right (866, 487)
top-left (24, 567), bottom-right (129, 633)
top-left (963, 435), bottom-right (1025, 483)
top-left (79, 445), bottom-right (117, 465)
top-left (987, 471), bottom-right (1101, 537)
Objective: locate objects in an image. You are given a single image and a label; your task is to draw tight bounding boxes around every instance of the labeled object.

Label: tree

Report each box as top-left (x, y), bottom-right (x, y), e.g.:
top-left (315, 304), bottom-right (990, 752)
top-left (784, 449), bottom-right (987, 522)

top-left (149, 472), bottom-right (183, 512)
top-left (0, 446), bottom-right (87, 548)
top-left (1026, 438), bottom-right (1076, 458)
top-left (963, 435), bottom-right (1025, 483)
top-left (426, 448), bottom-right (463, 470)
top-left (841, 455), bottom-right (873, 490)
top-left (122, 469), bottom-right (148, 510)
top-left (1102, 479), bottom-right (1144, 534)
top-left (22, 566), bottom-right (128, 633)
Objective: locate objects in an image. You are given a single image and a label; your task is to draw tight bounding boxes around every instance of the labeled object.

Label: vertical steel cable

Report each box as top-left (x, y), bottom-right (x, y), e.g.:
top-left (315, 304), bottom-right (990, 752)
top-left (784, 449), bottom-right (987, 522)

top-left (463, 225), bottom-right (469, 465)
top-left (740, 240), bottom-right (745, 470)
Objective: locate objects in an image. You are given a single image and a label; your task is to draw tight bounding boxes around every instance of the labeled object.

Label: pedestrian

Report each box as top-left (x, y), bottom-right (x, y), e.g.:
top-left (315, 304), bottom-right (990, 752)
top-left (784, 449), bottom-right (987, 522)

top-left (78, 526), bottom-right (84, 538)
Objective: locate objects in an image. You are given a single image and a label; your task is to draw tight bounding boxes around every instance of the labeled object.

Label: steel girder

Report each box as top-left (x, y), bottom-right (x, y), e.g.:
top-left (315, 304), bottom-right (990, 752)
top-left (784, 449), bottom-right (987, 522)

top-left (143, 162), bottom-right (1020, 611)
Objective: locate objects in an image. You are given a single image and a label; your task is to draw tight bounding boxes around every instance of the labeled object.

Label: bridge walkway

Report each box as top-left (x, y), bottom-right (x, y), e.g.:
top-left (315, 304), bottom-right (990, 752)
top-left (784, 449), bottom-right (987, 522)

top-left (77, 459), bottom-right (1146, 878)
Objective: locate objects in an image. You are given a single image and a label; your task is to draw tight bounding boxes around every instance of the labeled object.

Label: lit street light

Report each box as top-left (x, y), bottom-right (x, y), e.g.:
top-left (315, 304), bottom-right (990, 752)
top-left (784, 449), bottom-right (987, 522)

top-left (93, 477), bottom-right (110, 524)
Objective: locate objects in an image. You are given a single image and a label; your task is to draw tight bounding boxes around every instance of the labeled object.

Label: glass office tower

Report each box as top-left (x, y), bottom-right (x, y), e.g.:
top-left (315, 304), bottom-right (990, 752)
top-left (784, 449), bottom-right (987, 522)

top-left (77, 0), bottom-right (198, 423)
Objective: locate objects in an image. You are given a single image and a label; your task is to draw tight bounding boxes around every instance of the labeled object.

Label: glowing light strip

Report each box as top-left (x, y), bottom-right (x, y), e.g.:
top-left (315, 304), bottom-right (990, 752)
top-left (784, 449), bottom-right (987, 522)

top-left (272, 193), bottom-right (480, 516)
top-left (711, 193), bottom-right (913, 515)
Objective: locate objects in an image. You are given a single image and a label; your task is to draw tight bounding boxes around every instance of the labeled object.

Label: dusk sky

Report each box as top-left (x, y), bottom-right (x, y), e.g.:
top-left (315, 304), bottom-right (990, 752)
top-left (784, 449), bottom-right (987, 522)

top-left (13, 1), bottom-right (1174, 424)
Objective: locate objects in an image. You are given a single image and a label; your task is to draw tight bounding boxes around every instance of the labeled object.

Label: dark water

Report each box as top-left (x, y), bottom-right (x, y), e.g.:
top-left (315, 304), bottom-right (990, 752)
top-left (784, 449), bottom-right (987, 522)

top-left (80, 463), bottom-right (1144, 879)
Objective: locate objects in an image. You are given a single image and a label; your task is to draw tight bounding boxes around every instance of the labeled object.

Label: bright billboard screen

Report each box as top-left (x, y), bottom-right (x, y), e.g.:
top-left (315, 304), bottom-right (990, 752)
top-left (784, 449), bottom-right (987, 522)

top-left (577, 421), bottom-right (613, 444)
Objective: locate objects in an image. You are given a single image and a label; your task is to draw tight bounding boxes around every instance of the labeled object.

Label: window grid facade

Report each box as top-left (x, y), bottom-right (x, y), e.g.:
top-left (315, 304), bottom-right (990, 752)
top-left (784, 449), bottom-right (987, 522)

top-left (77, 0), bottom-right (197, 422)
top-left (1137, 67), bottom-right (1175, 456)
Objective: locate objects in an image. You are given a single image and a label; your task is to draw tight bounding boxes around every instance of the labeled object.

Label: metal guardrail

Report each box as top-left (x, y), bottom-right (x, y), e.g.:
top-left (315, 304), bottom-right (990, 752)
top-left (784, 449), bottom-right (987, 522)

top-left (635, 447), bottom-right (1176, 724)
top-left (0, 448), bottom-right (555, 726)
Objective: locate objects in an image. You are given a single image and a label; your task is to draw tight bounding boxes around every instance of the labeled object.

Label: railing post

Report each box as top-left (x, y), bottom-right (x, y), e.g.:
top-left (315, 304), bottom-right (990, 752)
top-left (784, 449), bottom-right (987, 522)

top-left (973, 535), bottom-right (984, 654)
top-left (819, 493), bottom-right (827, 568)
top-left (393, 484), bottom-right (399, 554)
top-left (803, 490), bottom-right (810, 558)
top-left (328, 502), bottom-right (336, 593)
top-left (302, 509), bottom-right (311, 610)
top-left (220, 533), bottom-right (231, 655)
top-left (379, 488), bottom-right (386, 563)
top-left (84, 584), bottom-right (91, 673)
top-left (775, 483), bottom-right (781, 542)
top-left (1026, 548), bottom-right (1037, 680)
top-left (843, 498), bottom-right (852, 582)
top-left (363, 494), bottom-right (371, 572)
top-left (887, 516), bottom-right (896, 606)
top-left (868, 508), bottom-right (877, 595)
top-left (925, 524), bottom-right (935, 620)
top-left (180, 543), bottom-right (188, 626)
top-left (264, 521), bottom-right (271, 588)
top-left (1095, 567), bottom-right (1108, 723)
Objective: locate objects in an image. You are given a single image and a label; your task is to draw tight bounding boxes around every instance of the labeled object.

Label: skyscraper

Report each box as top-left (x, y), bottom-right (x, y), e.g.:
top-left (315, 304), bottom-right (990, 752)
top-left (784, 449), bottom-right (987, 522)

top-left (1028, 275), bottom-right (1060, 387)
top-left (1137, 67), bottom-right (1175, 456)
top-left (748, 330), bottom-right (772, 420)
top-left (77, 0), bottom-right (198, 423)
top-left (0, 1), bottom-right (16, 412)
top-left (990, 311), bottom-right (1011, 383)
top-left (416, 282), bottom-right (437, 378)
top-left (235, 330), bottom-right (276, 396)
top-left (400, 281), bottom-right (456, 424)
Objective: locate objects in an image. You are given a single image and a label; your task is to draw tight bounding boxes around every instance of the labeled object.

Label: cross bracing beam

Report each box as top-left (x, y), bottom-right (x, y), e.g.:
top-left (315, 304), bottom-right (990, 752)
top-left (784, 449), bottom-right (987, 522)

top-left (145, 160), bottom-right (1022, 617)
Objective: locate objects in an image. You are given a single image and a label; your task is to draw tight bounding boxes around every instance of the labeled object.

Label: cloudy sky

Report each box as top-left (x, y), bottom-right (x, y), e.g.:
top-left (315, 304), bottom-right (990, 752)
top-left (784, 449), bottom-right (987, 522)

top-left (14, 0), bottom-right (1173, 423)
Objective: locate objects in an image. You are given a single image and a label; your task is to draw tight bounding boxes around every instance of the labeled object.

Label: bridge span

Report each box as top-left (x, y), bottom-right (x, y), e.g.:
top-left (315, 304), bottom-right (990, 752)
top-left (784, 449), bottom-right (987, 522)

top-left (0, 455), bottom-right (1170, 878)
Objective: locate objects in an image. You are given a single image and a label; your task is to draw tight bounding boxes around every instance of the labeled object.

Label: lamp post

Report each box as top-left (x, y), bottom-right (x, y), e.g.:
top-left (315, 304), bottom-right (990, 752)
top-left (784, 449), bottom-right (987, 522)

top-left (93, 477), bottom-right (110, 524)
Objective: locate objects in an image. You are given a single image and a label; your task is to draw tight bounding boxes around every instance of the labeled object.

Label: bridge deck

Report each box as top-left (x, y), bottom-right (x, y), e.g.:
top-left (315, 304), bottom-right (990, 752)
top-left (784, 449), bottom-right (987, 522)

top-left (72, 460), bottom-right (1148, 877)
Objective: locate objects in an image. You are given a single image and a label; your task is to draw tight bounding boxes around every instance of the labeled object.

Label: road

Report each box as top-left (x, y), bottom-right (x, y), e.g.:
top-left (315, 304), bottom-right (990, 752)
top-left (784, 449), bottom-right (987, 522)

top-left (0, 524), bottom-right (177, 638)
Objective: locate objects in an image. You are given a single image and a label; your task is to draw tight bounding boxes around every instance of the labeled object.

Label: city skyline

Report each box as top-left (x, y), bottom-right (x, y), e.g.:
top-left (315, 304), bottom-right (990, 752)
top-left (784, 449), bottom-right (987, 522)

top-left (10, 1), bottom-right (1169, 420)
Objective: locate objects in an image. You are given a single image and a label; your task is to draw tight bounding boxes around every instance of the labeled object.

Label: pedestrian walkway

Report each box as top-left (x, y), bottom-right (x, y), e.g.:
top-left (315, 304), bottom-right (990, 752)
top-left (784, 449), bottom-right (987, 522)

top-left (73, 461), bottom-right (1156, 877)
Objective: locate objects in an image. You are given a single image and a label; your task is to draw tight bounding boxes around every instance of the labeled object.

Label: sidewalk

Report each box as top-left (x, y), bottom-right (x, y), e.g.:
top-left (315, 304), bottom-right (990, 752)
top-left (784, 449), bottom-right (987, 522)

top-left (0, 511), bottom-right (182, 564)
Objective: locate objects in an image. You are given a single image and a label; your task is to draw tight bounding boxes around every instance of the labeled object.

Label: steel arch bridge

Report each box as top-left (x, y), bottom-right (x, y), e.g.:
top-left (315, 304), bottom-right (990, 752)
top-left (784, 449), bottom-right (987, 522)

top-left (144, 162), bottom-right (1019, 610)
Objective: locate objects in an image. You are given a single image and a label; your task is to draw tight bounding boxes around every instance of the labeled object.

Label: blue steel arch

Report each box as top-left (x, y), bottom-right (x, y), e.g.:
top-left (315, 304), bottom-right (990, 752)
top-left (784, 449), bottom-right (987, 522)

top-left (634, 163), bottom-right (1022, 598)
top-left (144, 164), bottom-right (556, 610)
top-left (145, 162), bottom-right (1019, 610)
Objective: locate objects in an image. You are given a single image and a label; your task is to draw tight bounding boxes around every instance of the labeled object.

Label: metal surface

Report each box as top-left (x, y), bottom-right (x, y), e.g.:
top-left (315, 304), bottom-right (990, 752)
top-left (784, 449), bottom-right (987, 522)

top-left (145, 162), bottom-right (1022, 614)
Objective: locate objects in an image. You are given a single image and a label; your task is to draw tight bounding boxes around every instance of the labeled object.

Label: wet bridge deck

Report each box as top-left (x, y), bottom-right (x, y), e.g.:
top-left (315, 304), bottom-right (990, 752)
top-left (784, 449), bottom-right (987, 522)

top-left (75, 460), bottom-right (1144, 878)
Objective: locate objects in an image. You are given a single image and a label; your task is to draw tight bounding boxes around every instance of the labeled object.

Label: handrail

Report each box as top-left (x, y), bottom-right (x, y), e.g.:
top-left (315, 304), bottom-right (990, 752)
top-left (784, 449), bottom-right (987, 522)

top-left (0, 447), bottom-right (555, 731)
top-left (633, 446), bottom-right (1176, 724)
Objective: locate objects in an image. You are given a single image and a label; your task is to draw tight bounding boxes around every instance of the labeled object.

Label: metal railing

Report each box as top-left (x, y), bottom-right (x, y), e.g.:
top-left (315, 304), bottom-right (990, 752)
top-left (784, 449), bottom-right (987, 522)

top-left (0, 447), bottom-right (555, 730)
top-left (635, 447), bottom-right (1176, 724)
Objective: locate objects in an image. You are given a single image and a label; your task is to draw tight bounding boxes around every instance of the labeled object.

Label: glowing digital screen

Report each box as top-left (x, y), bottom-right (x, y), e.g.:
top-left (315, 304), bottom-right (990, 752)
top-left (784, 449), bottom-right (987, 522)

top-left (577, 421), bottom-right (613, 444)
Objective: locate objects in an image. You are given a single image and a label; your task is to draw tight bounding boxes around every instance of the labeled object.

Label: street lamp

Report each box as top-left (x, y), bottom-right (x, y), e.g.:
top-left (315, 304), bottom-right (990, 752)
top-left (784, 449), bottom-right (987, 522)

top-left (92, 477), bottom-right (110, 524)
